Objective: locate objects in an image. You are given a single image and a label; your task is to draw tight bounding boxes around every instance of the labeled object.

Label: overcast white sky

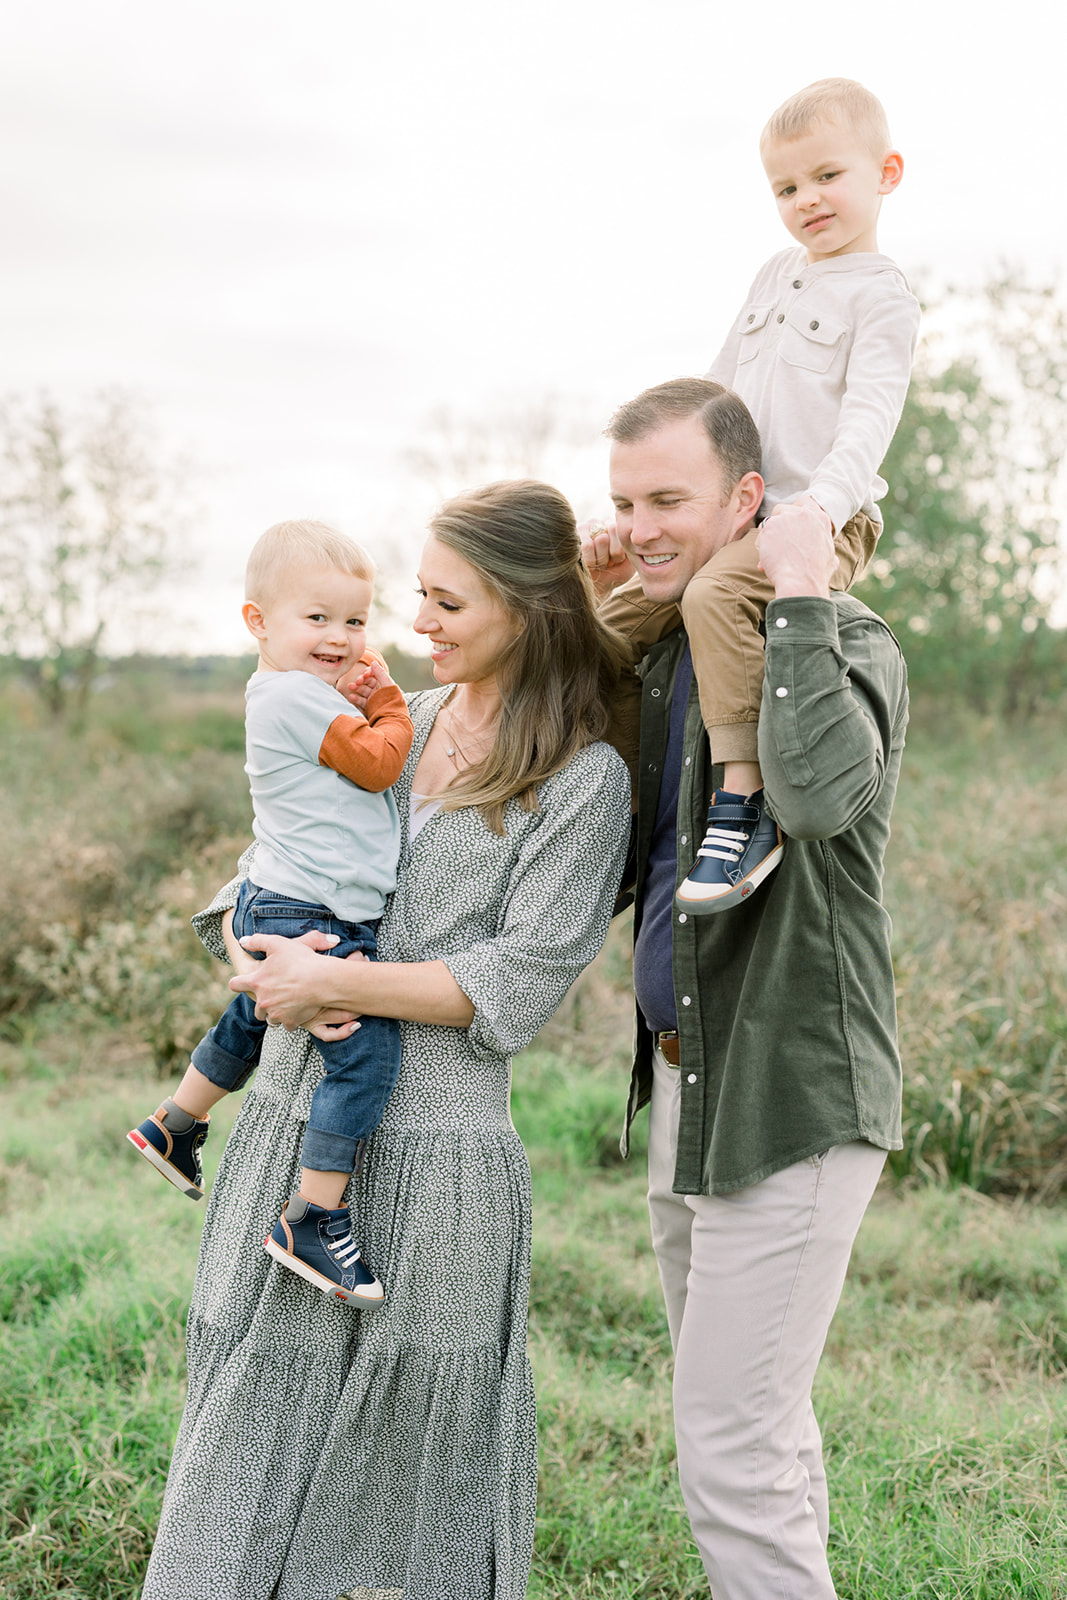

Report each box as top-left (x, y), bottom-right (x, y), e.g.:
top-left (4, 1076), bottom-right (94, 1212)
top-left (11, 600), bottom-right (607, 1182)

top-left (4, 0), bottom-right (1064, 653)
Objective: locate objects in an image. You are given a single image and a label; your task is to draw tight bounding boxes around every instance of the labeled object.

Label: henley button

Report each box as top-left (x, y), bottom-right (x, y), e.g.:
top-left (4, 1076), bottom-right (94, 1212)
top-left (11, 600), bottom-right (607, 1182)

top-left (687, 1073), bottom-right (697, 1084)
top-left (776, 313), bottom-right (785, 323)
top-left (775, 616), bottom-right (788, 628)
top-left (775, 686), bottom-right (788, 698)
top-left (809, 319), bottom-right (820, 330)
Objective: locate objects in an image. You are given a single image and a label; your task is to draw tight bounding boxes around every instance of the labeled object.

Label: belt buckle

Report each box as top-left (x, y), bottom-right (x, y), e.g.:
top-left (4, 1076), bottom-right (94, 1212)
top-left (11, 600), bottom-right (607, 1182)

top-left (656, 1030), bottom-right (681, 1067)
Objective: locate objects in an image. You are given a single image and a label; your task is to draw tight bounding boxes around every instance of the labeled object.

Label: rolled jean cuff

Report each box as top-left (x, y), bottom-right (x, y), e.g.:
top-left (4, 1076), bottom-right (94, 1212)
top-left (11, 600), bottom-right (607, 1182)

top-left (191, 1030), bottom-right (259, 1093)
top-left (301, 1125), bottom-right (361, 1174)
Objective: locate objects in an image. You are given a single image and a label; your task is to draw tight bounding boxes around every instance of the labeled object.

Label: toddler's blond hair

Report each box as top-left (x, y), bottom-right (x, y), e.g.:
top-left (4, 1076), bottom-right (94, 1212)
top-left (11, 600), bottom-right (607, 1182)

top-left (245, 519), bottom-right (375, 605)
top-left (761, 78), bottom-right (894, 163)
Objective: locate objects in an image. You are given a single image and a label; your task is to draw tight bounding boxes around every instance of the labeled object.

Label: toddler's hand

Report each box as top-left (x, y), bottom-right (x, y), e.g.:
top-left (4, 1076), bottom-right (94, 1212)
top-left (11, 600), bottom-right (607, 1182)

top-left (338, 648), bottom-right (395, 711)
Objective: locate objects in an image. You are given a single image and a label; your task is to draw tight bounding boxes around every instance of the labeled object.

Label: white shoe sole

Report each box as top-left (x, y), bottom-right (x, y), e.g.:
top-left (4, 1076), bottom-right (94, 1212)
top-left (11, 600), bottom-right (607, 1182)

top-left (675, 842), bottom-right (785, 916)
top-left (263, 1234), bottom-right (385, 1309)
top-left (127, 1130), bottom-right (204, 1200)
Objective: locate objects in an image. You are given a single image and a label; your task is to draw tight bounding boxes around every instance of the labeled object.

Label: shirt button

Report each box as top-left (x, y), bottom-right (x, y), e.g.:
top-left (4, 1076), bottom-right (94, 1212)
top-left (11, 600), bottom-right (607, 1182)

top-left (651, 687), bottom-right (661, 697)
top-left (775, 616), bottom-right (788, 628)
top-left (687, 1073), bottom-right (697, 1084)
top-left (809, 319), bottom-right (820, 330)
top-left (776, 313), bottom-right (785, 323)
top-left (776, 686), bottom-right (788, 698)
top-left (792, 279), bottom-right (802, 289)
top-left (682, 995), bottom-right (691, 1006)
top-left (747, 313), bottom-right (755, 323)
top-left (678, 913), bottom-right (687, 923)
top-left (680, 835), bottom-right (687, 845)
top-left (685, 757), bottom-right (691, 766)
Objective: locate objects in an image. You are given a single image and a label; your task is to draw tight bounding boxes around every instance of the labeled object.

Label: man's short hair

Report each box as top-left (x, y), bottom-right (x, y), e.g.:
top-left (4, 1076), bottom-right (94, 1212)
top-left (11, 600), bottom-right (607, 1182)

top-left (245, 519), bottom-right (375, 605)
top-left (605, 378), bottom-right (762, 492)
top-left (760, 78), bottom-right (893, 162)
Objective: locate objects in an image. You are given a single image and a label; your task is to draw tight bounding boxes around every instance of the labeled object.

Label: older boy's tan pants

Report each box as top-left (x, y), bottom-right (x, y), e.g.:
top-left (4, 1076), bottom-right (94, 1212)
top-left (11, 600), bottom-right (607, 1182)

top-left (601, 512), bottom-right (878, 782)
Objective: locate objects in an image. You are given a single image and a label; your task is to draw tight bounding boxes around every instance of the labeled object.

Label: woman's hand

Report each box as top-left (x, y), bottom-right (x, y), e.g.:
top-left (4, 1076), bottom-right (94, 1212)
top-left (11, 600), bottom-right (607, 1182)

top-left (229, 929), bottom-right (347, 1030)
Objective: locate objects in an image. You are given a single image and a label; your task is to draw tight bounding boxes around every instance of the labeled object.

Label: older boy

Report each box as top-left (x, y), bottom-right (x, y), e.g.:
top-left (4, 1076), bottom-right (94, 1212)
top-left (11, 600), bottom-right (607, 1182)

top-left (128, 520), bottom-right (413, 1308)
top-left (598, 79), bottom-right (920, 912)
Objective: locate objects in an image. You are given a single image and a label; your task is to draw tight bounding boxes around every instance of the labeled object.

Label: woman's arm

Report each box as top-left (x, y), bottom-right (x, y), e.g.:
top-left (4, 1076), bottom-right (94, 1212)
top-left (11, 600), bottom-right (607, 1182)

top-left (228, 934), bottom-right (475, 1031)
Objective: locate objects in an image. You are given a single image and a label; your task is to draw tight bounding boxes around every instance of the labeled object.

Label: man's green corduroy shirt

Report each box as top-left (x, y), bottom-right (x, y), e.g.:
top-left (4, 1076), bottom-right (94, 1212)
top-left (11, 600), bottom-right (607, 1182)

top-left (622, 592), bottom-right (908, 1195)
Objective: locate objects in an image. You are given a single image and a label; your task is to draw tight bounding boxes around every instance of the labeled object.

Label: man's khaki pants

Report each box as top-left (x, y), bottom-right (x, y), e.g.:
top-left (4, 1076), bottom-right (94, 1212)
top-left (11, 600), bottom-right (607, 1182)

top-left (648, 1051), bottom-right (885, 1600)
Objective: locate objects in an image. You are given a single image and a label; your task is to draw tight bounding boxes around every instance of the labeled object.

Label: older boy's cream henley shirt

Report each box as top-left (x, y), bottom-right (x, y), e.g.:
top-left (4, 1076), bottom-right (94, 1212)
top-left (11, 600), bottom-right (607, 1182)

top-left (707, 247), bottom-right (921, 534)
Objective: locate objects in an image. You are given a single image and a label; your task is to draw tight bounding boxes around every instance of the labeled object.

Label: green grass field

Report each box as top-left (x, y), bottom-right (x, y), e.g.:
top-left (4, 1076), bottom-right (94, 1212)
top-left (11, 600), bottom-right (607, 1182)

top-left (2, 689), bottom-right (1067, 1598)
top-left (2, 1037), bottom-right (1066, 1599)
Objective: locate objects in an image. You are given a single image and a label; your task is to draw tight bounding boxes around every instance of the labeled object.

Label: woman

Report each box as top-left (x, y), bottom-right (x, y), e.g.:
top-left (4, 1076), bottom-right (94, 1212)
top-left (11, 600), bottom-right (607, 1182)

top-left (142, 480), bottom-right (632, 1600)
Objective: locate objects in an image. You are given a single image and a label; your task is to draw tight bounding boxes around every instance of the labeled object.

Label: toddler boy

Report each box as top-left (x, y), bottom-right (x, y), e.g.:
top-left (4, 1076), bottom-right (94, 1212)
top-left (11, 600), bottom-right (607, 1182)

top-left (128, 519), bottom-right (414, 1308)
top-left (601, 78), bottom-right (920, 912)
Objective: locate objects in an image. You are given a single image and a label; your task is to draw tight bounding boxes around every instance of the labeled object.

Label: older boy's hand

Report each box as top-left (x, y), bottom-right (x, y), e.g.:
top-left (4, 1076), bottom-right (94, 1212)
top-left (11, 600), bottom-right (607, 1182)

top-left (579, 517), bottom-right (635, 598)
top-left (757, 497), bottom-right (836, 599)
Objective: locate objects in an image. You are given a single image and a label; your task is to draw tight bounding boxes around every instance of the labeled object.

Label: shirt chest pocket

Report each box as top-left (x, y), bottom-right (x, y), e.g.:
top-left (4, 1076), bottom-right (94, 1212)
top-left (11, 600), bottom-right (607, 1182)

top-left (779, 310), bottom-right (848, 374)
top-left (734, 302), bottom-right (774, 364)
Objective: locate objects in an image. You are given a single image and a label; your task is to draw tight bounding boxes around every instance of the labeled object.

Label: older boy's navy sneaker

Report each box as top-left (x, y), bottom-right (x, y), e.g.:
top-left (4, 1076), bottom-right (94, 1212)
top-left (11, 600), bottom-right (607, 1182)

top-left (127, 1099), bottom-right (208, 1200)
top-left (265, 1196), bottom-right (384, 1309)
top-left (675, 788), bottom-right (784, 915)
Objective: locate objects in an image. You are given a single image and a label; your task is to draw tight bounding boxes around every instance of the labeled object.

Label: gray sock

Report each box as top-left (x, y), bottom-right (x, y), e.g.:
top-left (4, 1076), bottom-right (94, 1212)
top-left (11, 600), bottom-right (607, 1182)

top-left (162, 1097), bottom-right (199, 1133)
top-left (285, 1193), bottom-right (312, 1223)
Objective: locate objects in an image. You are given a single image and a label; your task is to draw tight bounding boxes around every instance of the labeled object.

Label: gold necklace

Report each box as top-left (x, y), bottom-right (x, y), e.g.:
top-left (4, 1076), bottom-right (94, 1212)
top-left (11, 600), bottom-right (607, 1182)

top-left (443, 702), bottom-right (496, 766)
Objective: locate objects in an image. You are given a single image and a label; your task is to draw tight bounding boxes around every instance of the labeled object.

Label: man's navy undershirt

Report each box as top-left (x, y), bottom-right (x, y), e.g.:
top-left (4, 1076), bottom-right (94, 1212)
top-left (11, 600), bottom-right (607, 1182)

top-left (632, 643), bottom-right (693, 1034)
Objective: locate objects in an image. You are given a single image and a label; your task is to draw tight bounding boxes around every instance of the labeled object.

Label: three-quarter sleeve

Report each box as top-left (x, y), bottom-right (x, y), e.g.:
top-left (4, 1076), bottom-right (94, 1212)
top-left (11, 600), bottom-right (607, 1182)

top-left (442, 745), bottom-right (631, 1060)
top-left (190, 844), bottom-right (258, 962)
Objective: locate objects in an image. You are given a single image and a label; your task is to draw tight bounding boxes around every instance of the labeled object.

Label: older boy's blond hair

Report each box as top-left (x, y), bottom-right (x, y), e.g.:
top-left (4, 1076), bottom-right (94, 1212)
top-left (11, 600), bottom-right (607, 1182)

top-left (245, 519), bottom-right (375, 605)
top-left (761, 78), bottom-right (894, 162)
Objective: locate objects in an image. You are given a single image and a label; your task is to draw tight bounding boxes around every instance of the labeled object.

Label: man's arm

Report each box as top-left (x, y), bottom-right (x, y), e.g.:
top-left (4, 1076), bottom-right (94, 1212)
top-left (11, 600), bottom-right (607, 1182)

top-left (756, 502), bottom-right (907, 840)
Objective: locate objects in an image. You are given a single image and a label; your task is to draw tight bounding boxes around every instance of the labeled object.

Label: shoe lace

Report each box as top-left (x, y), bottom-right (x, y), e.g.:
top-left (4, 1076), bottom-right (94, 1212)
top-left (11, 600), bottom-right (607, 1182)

top-left (696, 824), bottom-right (750, 865)
top-left (323, 1215), bottom-right (361, 1269)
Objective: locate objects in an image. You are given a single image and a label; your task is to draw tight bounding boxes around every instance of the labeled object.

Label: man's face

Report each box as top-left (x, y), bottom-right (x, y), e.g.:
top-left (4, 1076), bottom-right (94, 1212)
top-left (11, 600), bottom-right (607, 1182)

top-left (609, 416), bottom-right (754, 605)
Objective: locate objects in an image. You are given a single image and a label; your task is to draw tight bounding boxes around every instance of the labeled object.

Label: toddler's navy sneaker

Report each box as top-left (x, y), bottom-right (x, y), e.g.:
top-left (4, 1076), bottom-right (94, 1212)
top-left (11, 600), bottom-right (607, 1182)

top-left (265, 1196), bottom-right (384, 1309)
top-left (675, 788), bottom-right (785, 915)
top-left (127, 1099), bottom-right (208, 1200)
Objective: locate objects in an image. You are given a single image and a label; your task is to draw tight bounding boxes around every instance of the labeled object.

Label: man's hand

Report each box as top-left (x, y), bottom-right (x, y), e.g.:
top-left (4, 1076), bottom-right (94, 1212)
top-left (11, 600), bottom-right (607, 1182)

top-left (756, 497), bottom-right (836, 599)
top-left (338, 648), bottom-right (395, 712)
top-left (578, 517), bottom-right (635, 598)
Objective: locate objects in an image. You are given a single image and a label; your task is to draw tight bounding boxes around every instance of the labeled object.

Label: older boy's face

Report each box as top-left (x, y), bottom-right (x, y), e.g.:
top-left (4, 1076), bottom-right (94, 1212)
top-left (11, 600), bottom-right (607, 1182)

top-left (609, 416), bottom-right (755, 606)
top-left (762, 123), bottom-right (900, 261)
top-left (248, 568), bottom-right (373, 683)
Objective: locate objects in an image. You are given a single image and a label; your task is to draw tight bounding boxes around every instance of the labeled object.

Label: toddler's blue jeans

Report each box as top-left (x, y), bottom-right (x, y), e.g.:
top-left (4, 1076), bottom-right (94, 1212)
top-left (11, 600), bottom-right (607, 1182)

top-left (191, 880), bottom-right (401, 1173)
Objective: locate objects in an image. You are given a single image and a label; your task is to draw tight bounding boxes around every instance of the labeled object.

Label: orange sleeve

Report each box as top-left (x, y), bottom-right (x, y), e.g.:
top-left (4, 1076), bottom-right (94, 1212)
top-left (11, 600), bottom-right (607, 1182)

top-left (318, 683), bottom-right (414, 792)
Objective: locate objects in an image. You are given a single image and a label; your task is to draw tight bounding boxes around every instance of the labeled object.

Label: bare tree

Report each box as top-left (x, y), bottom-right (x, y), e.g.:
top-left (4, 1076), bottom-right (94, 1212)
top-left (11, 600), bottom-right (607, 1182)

top-left (0, 391), bottom-right (191, 716)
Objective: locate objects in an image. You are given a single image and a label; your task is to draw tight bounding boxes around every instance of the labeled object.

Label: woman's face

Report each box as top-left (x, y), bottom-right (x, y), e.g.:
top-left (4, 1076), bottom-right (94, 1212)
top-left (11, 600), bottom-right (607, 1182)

top-left (413, 536), bottom-right (521, 690)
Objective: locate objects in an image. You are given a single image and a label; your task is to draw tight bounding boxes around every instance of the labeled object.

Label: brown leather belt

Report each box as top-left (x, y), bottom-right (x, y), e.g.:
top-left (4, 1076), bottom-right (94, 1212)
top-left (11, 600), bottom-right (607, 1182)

top-left (655, 1030), bottom-right (681, 1067)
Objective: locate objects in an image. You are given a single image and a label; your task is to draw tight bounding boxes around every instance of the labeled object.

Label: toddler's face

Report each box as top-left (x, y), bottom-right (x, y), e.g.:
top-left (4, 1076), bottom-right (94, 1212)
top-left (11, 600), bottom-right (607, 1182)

top-left (251, 567), bottom-right (373, 684)
top-left (761, 122), bottom-right (900, 262)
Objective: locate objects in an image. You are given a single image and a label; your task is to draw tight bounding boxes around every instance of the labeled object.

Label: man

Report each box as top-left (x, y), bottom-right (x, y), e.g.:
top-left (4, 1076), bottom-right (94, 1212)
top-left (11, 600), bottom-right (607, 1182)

top-left (583, 377), bottom-right (906, 1600)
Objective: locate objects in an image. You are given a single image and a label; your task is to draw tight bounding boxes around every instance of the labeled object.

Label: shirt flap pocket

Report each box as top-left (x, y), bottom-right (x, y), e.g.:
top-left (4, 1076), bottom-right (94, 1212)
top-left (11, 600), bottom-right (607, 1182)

top-left (735, 302), bottom-right (773, 360)
top-left (780, 310), bottom-right (848, 373)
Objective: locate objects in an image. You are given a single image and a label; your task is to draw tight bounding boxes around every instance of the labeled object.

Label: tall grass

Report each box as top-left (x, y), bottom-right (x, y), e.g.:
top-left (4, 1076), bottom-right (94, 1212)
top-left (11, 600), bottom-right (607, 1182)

top-left (3, 1043), bottom-right (1067, 1598)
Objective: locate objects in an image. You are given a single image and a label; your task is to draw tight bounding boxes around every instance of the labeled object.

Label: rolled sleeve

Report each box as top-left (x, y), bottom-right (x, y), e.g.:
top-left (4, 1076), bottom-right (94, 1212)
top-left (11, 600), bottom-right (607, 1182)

top-left (443, 747), bottom-right (631, 1059)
